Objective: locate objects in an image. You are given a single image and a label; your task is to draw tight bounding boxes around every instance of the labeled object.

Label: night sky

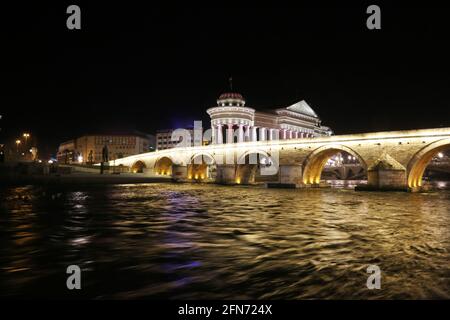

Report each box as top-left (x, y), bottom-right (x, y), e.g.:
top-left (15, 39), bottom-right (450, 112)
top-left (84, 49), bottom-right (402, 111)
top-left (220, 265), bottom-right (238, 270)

top-left (2, 2), bottom-right (450, 158)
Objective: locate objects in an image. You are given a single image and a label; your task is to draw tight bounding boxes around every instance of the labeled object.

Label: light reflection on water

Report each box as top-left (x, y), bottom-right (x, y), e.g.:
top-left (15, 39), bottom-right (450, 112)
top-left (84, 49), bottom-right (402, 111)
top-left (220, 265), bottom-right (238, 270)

top-left (0, 183), bottom-right (450, 299)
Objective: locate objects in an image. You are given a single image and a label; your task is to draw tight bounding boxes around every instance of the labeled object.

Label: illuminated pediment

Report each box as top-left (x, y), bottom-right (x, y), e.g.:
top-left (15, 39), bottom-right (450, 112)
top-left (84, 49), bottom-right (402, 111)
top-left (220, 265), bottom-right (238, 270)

top-left (286, 100), bottom-right (318, 118)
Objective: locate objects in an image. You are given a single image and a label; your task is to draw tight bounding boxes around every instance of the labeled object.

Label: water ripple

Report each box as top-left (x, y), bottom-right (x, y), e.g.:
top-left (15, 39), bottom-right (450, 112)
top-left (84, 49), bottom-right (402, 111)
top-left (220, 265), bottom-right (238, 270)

top-left (0, 183), bottom-right (450, 299)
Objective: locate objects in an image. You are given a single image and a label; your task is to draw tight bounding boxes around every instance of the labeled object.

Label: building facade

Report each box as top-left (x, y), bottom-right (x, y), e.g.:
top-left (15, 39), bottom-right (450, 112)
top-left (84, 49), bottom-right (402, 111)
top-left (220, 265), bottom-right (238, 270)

top-left (57, 133), bottom-right (154, 164)
top-left (207, 92), bottom-right (332, 144)
top-left (156, 127), bottom-right (207, 150)
top-left (156, 128), bottom-right (194, 150)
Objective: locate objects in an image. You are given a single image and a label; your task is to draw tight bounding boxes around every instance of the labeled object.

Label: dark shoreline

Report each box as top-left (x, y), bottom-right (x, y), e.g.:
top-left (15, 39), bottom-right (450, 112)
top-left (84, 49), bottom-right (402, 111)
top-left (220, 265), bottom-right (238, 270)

top-left (0, 174), bottom-right (172, 187)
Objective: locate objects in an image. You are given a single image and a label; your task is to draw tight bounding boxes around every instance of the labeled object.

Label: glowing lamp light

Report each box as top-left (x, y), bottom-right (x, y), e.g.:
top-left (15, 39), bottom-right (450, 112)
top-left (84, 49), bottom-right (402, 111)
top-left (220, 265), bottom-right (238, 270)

top-left (438, 152), bottom-right (444, 158)
top-left (77, 155), bottom-right (83, 163)
top-left (48, 160), bottom-right (54, 164)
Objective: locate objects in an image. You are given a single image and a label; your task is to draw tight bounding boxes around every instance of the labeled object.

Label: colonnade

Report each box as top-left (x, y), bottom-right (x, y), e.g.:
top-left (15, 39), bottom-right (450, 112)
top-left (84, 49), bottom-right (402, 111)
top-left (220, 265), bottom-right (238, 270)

top-left (211, 124), bottom-right (314, 144)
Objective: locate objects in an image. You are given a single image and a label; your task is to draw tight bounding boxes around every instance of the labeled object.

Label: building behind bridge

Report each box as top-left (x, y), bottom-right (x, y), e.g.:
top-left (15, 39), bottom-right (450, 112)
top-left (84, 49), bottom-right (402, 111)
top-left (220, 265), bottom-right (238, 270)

top-left (57, 132), bottom-right (155, 164)
top-left (208, 92), bottom-right (332, 144)
top-left (156, 92), bottom-right (333, 150)
top-left (156, 126), bottom-right (209, 151)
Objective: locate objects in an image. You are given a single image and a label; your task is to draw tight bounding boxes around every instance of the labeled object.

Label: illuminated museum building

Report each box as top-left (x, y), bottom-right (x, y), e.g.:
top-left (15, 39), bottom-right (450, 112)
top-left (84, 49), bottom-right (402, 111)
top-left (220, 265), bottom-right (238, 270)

top-left (207, 92), bottom-right (332, 144)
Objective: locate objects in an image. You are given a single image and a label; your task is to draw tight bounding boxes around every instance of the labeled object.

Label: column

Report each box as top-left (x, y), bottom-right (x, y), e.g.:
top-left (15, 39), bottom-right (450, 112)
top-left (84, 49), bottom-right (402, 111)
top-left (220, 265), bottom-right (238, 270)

top-left (281, 129), bottom-right (287, 140)
top-left (288, 130), bottom-right (293, 139)
top-left (251, 126), bottom-right (258, 141)
top-left (227, 123), bottom-right (234, 144)
top-left (244, 125), bottom-right (250, 142)
top-left (211, 123), bottom-right (216, 144)
top-left (268, 129), bottom-right (274, 140)
top-left (273, 129), bottom-right (280, 141)
top-left (238, 124), bottom-right (244, 143)
top-left (217, 124), bottom-right (223, 144)
top-left (260, 127), bottom-right (267, 141)
top-left (293, 131), bottom-right (298, 139)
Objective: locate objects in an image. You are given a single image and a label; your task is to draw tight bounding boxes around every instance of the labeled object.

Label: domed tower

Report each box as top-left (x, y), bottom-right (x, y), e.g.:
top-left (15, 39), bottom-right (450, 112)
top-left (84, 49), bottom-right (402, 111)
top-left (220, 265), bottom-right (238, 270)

top-left (216, 92), bottom-right (246, 107)
top-left (207, 92), bottom-right (255, 144)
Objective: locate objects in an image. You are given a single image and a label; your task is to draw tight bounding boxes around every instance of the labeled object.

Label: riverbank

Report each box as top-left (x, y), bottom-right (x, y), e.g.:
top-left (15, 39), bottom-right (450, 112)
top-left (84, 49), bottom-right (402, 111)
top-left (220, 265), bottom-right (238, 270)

top-left (0, 172), bottom-right (172, 187)
top-left (0, 162), bottom-right (173, 186)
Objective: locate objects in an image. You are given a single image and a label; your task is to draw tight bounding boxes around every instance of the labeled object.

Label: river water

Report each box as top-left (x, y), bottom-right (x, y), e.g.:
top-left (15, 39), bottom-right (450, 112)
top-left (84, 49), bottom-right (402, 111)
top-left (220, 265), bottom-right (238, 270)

top-left (0, 183), bottom-right (449, 299)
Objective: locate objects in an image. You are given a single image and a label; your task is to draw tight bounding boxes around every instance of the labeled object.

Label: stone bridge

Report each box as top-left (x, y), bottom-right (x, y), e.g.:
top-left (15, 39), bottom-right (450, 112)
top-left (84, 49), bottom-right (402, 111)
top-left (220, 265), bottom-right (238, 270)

top-left (110, 127), bottom-right (450, 191)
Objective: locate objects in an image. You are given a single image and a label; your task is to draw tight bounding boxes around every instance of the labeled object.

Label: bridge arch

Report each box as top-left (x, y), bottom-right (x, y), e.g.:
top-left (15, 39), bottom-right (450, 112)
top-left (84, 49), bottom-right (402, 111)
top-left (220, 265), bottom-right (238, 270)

top-left (131, 160), bottom-right (147, 173)
top-left (237, 149), bottom-right (273, 165)
top-left (302, 144), bottom-right (367, 185)
top-left (190, 152), bottom-right (216, 165)
top-left (236, 150), bottom-right (274, 184)
top-left (188, 152), bottom-right (216, 180)
top-left (154, 156), bottom-right (175, 176)
top-left (407, 138), bottom-right (450, 188)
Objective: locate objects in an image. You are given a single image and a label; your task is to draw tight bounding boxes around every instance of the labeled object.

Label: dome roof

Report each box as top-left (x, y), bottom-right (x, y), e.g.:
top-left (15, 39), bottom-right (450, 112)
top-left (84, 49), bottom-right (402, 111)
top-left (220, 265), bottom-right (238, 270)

top-left (218, 92), bottom-right (245, 101)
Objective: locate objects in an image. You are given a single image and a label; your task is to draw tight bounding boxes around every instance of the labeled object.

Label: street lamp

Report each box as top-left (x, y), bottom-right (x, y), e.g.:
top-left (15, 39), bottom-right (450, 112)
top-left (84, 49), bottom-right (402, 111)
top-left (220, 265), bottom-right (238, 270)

top-left (15, 140), bottom-right (21, 157)
top-left (22, 133), bottom-right (32, 160)
top-left (23, 133), bottom-right (30, 146)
